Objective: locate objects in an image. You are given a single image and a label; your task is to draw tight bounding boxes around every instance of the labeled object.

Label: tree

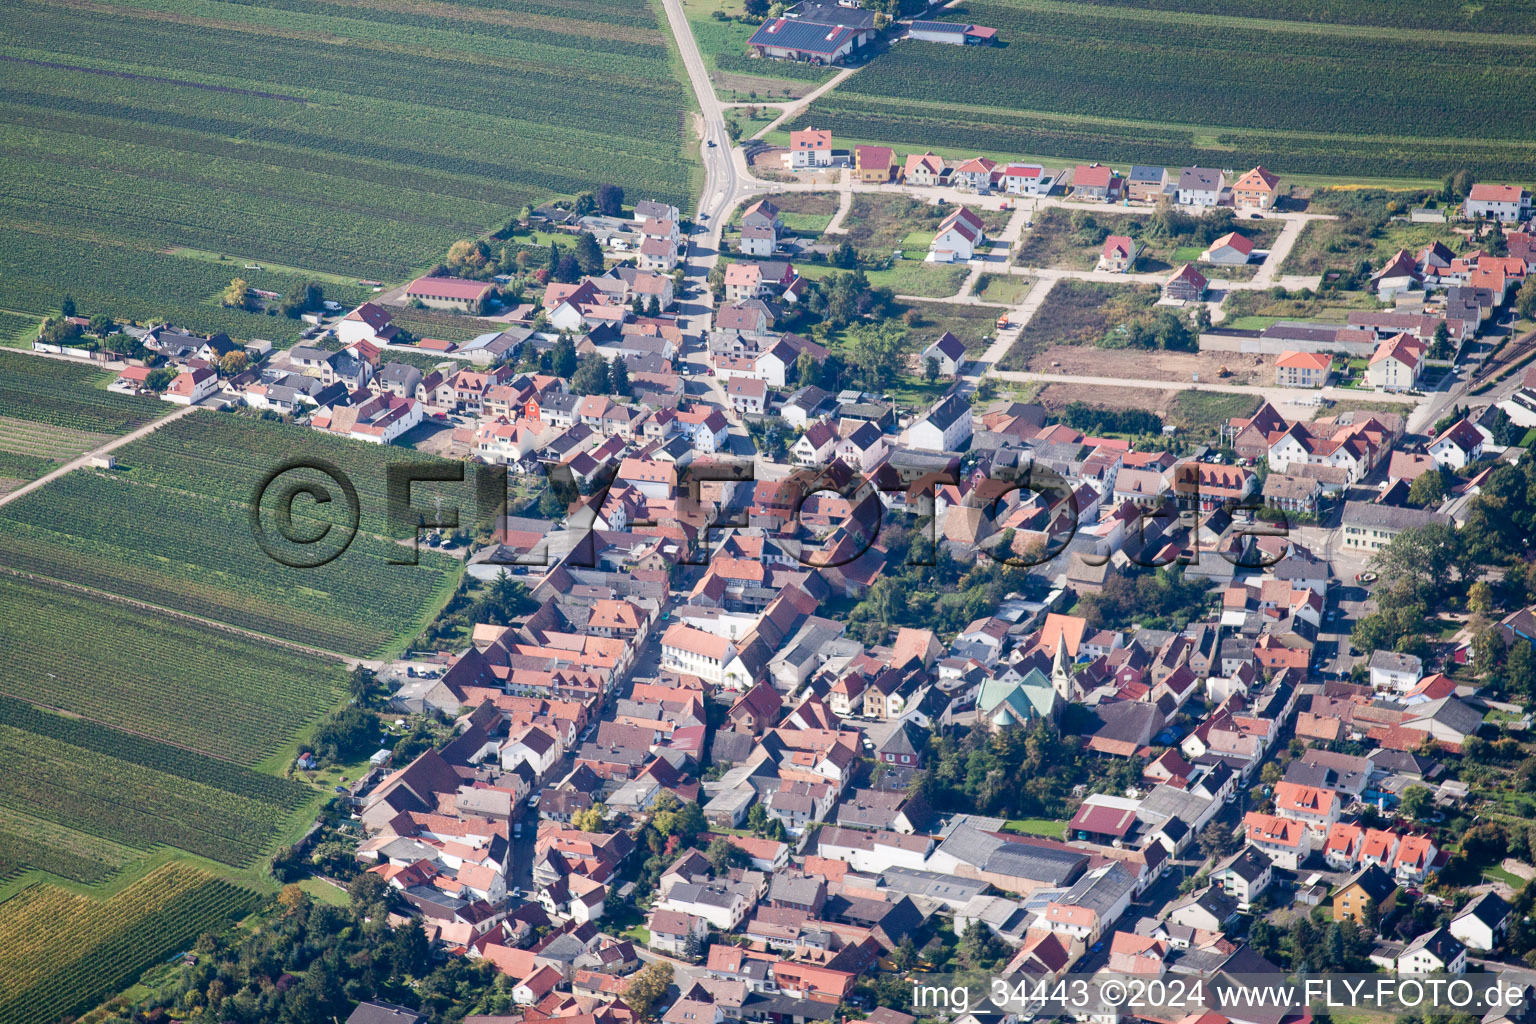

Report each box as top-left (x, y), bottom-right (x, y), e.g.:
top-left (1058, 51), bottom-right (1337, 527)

top-left (348, 665), bottom-right (377, 704)
top-left (218, 351), bottom-right (249, 376)
top-left (145, 367), bottom-right (176, 392)
top-left (281, 281), bottom-right (325, 318)
top-left (220, 278), bottom-right (253, 310)
top-left (447, 239), bottom-right (492, 277)
top-left (784, 351), bottom-right (814, 389)
top-left (571, 352), bottom-right (610, 395)
top-left (573, 191), bottom-right (597, 217)
top-left (1517, 277), bottom-right (1536, 321)
top-left (551, 336), bottom-right (578, 378)
top-left (1468, 580), bottom-right (1496, 618)
top-left (554, 252), bottom-right (582, 283)
top-left (626, 961), bottom-right (673, 1018)
top-left (87, 313), bottom-right (114, 336)
top-left (609, 355), bottom-right (632, 397)
top-left (1197, 820), bottom-right (1239, 862)
top-left (1399, 785), bottom-right (1434, 821)
top-left (572, 804), bottom-right (608, 832)
top-left (924, 355), bottom-right (939, 383)
top-left (832, 240), bottom-right (858, 269)
top-left (574, 231), bottom-right (604, 275)
top-left (596, 184), bottom-right (624, 217)
top-left (1429, 320), bottom-right (1453, 359)
top-left (844, 320), bottom-right (909, 388)
top-left (60, 294), bottom-right (76, 318)
top-left (1407, 469), bottom-right (1447, 508)
top-left (705, 836), bottom-right (742, 873)
top-left (744, 0), bottom-right (770, 15)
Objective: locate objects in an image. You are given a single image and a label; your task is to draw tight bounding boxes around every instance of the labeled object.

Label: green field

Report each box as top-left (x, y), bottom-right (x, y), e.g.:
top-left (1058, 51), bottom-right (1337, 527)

top-left (788, 0), bottom-right (1536, 180)
top-left (0, 349), bottom-right (168, 485)
top-left (0, 413), bottom-right (462, 657)
top-left (0, 863), bottom-right (260, 1024)
top-left (0, 571), bottom-right (345, 763)
top-left (0, 0), bottom-right (699, 340)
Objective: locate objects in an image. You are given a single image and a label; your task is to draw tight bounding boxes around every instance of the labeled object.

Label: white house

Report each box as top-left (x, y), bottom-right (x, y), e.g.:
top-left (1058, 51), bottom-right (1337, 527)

top-left (928, 206), bottom-right (986, 263)
top-left (1211, 848), bottom-right (1273, 911)
top-left (661, 623), bottom-right (737, 685)
top-left (908, 393), bottom-right (973, 452)
top-left (1427, 419), bottom-right (1486, 470)
top-left (1450, 892), bottom-right (1510, 952)
top-left (1000, 164), bottom-right (1055, 196)
top-left (1398, 928), bottom-right (1467, 974)
top-left (1367, 333), bottom-right (1424, 391)
top-left (1176, 167), bottom-right (1223, 207)
top-left (921, 331), bottom-right (967, 376)
top-left (500, 725), bottom-right (562, 779)
top-left (336, 302), bottom-right (399, 348)
top-left (1368, 650), bottom-right (1422, 693)
top-left (788, 127), bottom-right (833, 168)
top-left (657, 881), bottom-right (751, 931)
top-left (1465, 184), bottom-right (1531, 223)
top-left (792, 420), bottom-right (838, 467)
top-left (161, 367), bottom-right (218, 405)
top-left (740, 224), bottom-right (777, 257)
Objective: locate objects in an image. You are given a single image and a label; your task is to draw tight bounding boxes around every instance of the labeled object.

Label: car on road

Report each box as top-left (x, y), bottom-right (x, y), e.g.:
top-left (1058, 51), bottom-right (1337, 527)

top-left (707, 140), bottom-right (716, 147)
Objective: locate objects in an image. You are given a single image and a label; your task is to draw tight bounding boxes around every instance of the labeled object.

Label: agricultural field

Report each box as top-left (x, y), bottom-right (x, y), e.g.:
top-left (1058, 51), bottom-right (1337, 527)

top-left (0, 0), bottom-right (698, 340)
top-left (0, 349), bottom-right (168, 488)
top-left (999, 279), bottom-right (1161, 369)
top-left (0, 413), bottom-right (462, 657)
top-left (787, 0), bottom-right (1536, 180)
top-left (0, 863), bottom-right (260, 1024)
top-left (0, 575), bottom-right (344, 764)
top-left (0, 311), bottom-right (42, 349)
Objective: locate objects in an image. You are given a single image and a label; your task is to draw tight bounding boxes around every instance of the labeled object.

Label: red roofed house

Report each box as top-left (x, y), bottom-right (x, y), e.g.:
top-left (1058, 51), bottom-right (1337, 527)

top-left (1274, 351), bottom-right (1334, 388)
top-left (1202, 231), bottom-right (1255, 266)
top-left (904, 151), bottom-right (948, 187)
top-left (1000, 163), bottom-right (1054, 196)
top-left (1272, 781), bottom-right (1341, 841)
top-left (854, 145), bottom-right (898, 184)
top-left (1243, 811), bottom-right (1310, 869)
top-left (406, 276), bottom-right (494, 312)
top-left (789, 127), bottom-right (833, 169)
top-left (928, 206), bottom-right (987, 263)
top-left (1367, 332), bottom-right (1426, 392)
top-left (1071, 163), bottom-right (1118, 200)
top-left (1427, 418), bottom-right (1486, 470)
top-left (161, 366), bottom-right (218, 405)
top-left (1466, 183), bottom-right (1532, 223)
top-left (950, 157), bottom-right (997, 192)
top-left (1098, 235), bottom-right (1139, 273)
top-left (1231, 166), bottom-right (1281, 211)
top-left (1164, 264), bottom-right (1208, 302)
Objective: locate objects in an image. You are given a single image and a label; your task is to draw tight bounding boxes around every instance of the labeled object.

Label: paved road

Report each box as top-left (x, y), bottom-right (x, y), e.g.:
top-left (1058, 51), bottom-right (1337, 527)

top-left (0, 403), bottom-right (201, 510)
top-left (657, 0), bottom-right (740, 253)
